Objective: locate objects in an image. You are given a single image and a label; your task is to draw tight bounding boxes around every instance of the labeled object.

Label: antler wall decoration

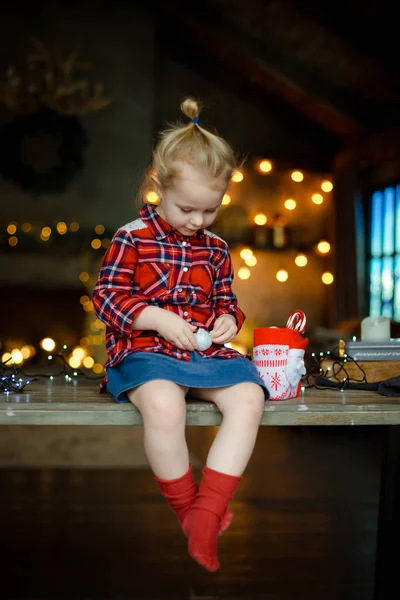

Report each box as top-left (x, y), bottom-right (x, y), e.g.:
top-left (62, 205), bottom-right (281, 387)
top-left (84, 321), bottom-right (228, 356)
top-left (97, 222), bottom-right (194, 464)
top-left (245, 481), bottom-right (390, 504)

top-left (0, 39), bottom-right (112, 116)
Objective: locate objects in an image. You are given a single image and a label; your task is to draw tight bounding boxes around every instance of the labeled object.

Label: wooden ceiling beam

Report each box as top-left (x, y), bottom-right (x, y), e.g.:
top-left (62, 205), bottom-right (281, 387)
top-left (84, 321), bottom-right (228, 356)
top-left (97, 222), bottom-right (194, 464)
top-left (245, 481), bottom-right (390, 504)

top-left (161, 0), bottom-right (365, 141)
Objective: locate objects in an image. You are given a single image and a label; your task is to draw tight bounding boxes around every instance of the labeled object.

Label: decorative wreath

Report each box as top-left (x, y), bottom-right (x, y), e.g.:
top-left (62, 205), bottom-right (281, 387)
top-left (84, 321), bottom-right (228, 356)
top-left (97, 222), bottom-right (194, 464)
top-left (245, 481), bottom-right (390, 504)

top-left (0, 107), bottom-right (88, 196)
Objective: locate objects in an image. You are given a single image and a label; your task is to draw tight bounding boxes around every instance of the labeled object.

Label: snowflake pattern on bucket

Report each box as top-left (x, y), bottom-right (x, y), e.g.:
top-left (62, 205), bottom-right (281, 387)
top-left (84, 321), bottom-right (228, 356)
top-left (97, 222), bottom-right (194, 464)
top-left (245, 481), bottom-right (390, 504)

top-left (253, 311), bottom-right (308, 401)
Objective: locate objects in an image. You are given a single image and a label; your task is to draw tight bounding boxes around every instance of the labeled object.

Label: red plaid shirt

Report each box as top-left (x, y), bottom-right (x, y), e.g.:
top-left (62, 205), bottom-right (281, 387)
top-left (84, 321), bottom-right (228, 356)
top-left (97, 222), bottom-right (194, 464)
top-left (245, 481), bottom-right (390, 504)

top-left (92, 204), bottom-right (246, 384)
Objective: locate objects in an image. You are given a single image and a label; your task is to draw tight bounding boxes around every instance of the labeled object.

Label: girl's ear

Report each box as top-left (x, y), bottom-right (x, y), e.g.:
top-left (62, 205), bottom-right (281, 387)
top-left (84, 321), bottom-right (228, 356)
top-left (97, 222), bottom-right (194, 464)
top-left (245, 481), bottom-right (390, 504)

top-left (150, 172), bottom-right (162, 198)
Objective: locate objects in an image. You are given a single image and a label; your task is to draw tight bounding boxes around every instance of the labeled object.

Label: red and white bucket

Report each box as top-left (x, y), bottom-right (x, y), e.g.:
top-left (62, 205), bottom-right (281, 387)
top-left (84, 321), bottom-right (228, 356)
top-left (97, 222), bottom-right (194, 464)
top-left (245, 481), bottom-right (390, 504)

top-left (253, 310), bottom-right (308, 400)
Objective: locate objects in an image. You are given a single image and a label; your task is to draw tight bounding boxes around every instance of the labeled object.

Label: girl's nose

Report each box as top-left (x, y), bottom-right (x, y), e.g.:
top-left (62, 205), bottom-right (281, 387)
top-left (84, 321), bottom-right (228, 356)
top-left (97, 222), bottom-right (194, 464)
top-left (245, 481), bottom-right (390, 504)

top-left (190, 214), bottom-right (203, 227)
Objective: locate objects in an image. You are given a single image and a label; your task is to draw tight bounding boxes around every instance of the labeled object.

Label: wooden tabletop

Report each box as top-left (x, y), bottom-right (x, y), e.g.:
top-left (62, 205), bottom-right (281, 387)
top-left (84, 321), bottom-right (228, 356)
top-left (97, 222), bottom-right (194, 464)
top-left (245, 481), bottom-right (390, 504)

top-left (1, 376), bottom-right (400, 426)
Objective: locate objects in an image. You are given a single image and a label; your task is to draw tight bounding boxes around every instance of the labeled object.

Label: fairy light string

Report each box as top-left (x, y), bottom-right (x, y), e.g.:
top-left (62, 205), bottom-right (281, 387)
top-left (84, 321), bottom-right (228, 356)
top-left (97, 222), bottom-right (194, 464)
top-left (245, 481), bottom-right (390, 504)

top-left (0, 345), bottom-right (103, 394)
top-left (304, 344), bottom-right (368, 392)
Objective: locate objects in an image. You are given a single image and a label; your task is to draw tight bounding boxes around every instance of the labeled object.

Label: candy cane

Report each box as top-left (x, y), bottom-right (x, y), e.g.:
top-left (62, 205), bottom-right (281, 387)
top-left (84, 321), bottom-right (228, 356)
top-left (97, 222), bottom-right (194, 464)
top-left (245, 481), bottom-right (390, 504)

top-left (286, 310), bottom-right (306, 333)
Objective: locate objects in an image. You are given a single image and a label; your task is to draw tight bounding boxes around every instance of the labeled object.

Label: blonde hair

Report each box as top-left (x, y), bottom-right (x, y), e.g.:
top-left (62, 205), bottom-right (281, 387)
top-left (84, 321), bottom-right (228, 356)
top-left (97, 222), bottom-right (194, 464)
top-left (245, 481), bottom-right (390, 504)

top-left (140, 97), bottom-right (238, 201)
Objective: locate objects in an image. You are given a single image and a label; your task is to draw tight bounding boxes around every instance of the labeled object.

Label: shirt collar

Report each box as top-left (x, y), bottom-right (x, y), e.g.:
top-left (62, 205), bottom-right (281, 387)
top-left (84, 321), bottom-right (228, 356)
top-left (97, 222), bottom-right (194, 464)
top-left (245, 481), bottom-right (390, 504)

top-left (139, 203), bottom-right (205, 242)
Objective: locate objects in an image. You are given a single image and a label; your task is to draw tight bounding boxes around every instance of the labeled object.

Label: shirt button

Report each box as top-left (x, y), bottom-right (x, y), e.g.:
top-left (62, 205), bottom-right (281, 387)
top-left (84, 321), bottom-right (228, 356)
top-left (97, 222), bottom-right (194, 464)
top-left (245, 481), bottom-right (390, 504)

top-left (183, 267), bottom-right (188, 272)
top-left (182, 241), bottom-right (187, 246)
top-left (183, 311), bottom-right (189, 316)
top-left (178, 288), bottom-right (183, 293)
top-left (182, 353), bottom-right (187, 357)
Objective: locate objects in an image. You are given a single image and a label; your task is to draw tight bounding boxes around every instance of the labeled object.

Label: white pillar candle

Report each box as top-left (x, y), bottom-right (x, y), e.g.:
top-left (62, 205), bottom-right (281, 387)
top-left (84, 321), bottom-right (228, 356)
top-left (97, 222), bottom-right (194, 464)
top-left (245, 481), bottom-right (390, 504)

top-left (360, 316), bottom-right (391, 342)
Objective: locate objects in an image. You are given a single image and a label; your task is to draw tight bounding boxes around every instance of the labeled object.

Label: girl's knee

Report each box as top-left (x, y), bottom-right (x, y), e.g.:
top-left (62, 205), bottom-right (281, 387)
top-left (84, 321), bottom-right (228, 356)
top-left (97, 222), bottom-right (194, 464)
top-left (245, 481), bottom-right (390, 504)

top-left (136, 381), bottom-right (186, 429)
top-left (234, 384), bottom-right (265, 420)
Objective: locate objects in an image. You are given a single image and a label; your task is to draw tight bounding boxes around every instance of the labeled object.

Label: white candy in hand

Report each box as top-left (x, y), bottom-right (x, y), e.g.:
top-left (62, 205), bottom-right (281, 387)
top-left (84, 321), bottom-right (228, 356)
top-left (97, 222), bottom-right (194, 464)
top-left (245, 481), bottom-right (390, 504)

top-left (194, 328), bottom-right (213, 351)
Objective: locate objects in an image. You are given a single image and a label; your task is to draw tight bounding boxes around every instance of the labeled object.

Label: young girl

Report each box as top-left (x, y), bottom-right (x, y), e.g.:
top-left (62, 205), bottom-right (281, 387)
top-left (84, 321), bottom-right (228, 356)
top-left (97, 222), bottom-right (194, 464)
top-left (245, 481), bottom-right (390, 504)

top-left (92, 97), bottom-right (268, 572)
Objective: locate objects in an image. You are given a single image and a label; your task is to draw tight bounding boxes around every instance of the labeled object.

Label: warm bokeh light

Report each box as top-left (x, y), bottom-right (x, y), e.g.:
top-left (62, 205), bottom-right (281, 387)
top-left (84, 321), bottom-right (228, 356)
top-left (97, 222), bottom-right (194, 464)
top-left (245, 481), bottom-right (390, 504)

top-left (284, 199), bottom-right (296, 210)
top-left (72, 347), bottom-right (87, 360)
top-left (41, 226), bottom-right (51, 237)
top-left (317, 240), bottom-right (331, 254)
top-left (11, 349), bottom-right (24, 365)
top-left (70, 222), bottom-right (80, 232)
top-left (295, 254), bottom-right (308, 267)
top-left (69, 356), bottom-right (81, 369)
top-left (40, 337), bottom-right (56, 352)
top-left (254, 213), bottom-right (267, 226)
top-left (79, 271), bottom-right (90, 283)
top-left (245, 255), bottom-right (257, 267)
top-left (291, 171), bottom-right (304, 182)
top-left (239, 248), bottom-right (253, 260)
top-left (2, 352), bottom-right (12, 364)
top-left (238, 267), bottom-right (251, 280)
top-left (22, 222), bottom-right (32, 233)
top-left (83, 356), bottom-right (95, 369)
top-left (8, 236), bottom-right (18, 246)
top-left (56, 222), bottom-right (67, 234)
top-left (83, 301), bottom-right (94, 312)
top-left (80, 295), bottom-right (90, 305)
top-left (91, 238), bottom-right (102, 249)
top-left (222, 194), bottom-right (231, 205)
top-left (7, 224), bottom-right (17, 235)
top-left (276, 269), bottom-right (289, 282)
top-left (322, 272), bottom-right (334, 285)
top-left (95, 224), bottom-right (105, 235)
top-left (258, 160), bottom-right (272, 173)
top-left (321, 180), bottom-right (333, 192)
top-left (93, 363), bottom-right (104, 374)
top-left (146, 190), bottom-right (159, 204)
top-left (231, 170), bottom-right (244, 183)
top-left (21, 345), bottom-right (35, 359)
top-left (312, 193), bottom-right (324, 205)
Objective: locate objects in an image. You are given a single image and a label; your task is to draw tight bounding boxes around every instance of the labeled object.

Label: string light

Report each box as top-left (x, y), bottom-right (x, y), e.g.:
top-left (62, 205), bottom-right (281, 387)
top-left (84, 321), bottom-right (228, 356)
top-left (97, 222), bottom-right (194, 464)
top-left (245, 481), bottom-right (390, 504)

top-left (312, 193), bottom-right (324, 205)
top-left (276, 269), bottom-right (288, 282)
top-left (146, 190), bottom-right (159, 204)
top-left (11, 349), bottom-right (24, 365)
top-left (258, 160), bottom-right (272, 173)
top-left (321, 180), bottom-right (333, 192)
top-left (322, 272), bottom-right (334, 284)
top-left (79, 271), bottom-right (90, 283)
top-left (239, 248), bottom-right (253, 260)
top-left (221, 194), bottom-right (231, 205)
top-left (245, 255), bottom-right (257, 267)
top-left (295, 254), bottom-right (308, 267)
top-left (291, 171), bottom-right (304, 182)
top-left (238, 267), bottom-right (251, 280)
top-left (317, 241), bottom-right (331, 254)
top-left (40, 337), bottom-right (56, 352)
top-left (304, 344), bottom-right (368, 392)
top-left (284, 199), bottom-right (296, 210)
top-left (231, 170), bottom-right (244, 183)
top-left (91, 239), bottom-right (102, 249)
top-left (254, 214), bottom-right (267, 225)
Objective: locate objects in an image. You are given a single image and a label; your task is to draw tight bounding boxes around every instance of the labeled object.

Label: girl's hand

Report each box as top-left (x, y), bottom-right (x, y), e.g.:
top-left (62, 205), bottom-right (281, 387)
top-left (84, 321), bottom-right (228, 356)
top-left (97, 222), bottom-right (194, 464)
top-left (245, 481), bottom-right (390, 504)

top-left (211, 314), bottom-right (238, 345)
top-left (154, 310), bottom-right (199, 351)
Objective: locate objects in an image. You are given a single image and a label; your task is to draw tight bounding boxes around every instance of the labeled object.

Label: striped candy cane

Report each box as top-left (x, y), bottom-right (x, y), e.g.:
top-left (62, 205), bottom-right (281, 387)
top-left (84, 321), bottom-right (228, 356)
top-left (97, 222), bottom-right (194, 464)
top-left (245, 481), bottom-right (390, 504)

top-left (286, 310), bottom-right (306, 334)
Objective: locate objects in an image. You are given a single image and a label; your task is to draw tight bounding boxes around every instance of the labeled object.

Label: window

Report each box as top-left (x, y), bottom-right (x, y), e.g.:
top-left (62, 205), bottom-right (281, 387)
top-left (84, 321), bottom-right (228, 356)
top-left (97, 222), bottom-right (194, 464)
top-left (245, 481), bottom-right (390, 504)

top-left (368, 185), bottom-right (400, 319)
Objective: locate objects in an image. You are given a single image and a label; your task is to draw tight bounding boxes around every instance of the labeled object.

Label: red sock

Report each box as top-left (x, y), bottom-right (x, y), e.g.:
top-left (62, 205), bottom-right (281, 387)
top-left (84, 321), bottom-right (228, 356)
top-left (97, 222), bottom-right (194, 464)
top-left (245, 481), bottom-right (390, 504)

top-left (154, 464), bottom-right (197, 525)
top-left (154, 465), bottom-right (234, 534)
top-left (183, 466), bottom-right (242, 572)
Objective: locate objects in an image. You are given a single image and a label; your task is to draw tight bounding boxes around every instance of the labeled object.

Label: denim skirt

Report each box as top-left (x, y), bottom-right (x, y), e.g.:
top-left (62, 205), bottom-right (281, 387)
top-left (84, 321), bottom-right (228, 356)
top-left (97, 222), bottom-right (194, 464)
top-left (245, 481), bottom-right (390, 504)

top-left (107, 350), bottom-right (269, 403)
